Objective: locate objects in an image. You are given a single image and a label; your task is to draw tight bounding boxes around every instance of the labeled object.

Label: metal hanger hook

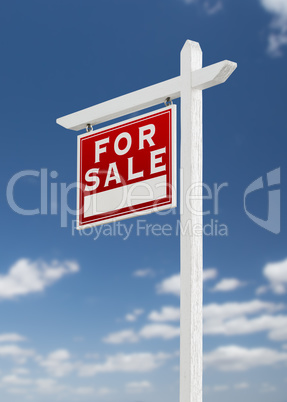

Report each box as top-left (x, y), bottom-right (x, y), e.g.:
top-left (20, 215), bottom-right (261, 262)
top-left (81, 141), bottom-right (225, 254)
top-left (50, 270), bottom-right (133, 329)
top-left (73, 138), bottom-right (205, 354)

top-left (164, 97), bottom-right (173, 107)
top-left (86, 124), bottom-right (93, 133)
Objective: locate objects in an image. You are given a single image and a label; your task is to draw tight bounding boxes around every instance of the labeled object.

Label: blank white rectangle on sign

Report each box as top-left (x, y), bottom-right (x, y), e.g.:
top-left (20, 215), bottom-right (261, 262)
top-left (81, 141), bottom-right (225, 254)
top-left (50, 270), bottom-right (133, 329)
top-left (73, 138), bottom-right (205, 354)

top-left (83, 175), bottom-right (167, 218)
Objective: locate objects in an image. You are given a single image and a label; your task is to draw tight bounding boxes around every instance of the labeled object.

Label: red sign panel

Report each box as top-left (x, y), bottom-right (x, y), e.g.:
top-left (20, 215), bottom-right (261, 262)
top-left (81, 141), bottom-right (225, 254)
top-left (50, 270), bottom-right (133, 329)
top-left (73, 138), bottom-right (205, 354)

top-left (77, 105), bottom-right (176, 229)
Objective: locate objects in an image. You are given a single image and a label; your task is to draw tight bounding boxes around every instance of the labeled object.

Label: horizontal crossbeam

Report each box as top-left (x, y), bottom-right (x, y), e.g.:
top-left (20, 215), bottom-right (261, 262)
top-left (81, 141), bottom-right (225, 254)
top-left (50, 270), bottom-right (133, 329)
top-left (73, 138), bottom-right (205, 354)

top-left (56, 60), bottom-right (236, 131)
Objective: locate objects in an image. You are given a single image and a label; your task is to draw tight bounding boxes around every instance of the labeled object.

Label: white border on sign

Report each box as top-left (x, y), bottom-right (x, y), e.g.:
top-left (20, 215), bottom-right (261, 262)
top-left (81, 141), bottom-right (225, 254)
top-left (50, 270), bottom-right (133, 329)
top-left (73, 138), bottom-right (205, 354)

top-left (76, 105), bottom-right (177, 230)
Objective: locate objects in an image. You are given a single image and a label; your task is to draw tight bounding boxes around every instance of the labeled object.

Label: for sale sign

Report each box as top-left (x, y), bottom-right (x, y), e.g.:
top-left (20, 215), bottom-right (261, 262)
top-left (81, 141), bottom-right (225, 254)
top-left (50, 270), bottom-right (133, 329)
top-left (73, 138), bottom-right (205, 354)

top-left (77, 105), bottom-right (176, 229)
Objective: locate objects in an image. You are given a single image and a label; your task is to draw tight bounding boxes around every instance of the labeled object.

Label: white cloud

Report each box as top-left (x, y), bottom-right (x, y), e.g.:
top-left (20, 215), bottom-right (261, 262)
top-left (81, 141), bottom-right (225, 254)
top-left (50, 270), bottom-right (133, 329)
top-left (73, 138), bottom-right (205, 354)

top-left (125, 309), bottom-right (144, 322)
top-left (74, 387), bottom-right (95, 395)
top-left (213, 385), bottom-right (229, 391)
top-left (12, 368), bottom-right (30, 376)
top-left (133, 268), bottom-right (155, 278)
top-left (203, 299), bottom-right (283, 321)
top-left (203, 268), bottom-right (218, 281)
top-left (18, 377), bottom-right (112, 397)
top-left (119, 300), bottom-right (287, 341)
top-left (205, 314), bottom-right (287, 339)
top-left (263, 258), bottom-right (287, 294)
top-left (73, 386), bottom-right (112, 396)
top-left (84, 353), bottom-right (99, 359)
top-left (125, 380), bottom-right (152, 394)
top-left (1, 374), bottom-right (32, 386)
top-left (0, 333), bottom-right (26, 343)
top-left (103, 322), bottom-right (180, 344)
top-left (260, 0), bottom-right (287, 56)
top-left (78, 352), bottom-right (170, 377)
top-left (157, 274), bottom-right (180, 296)
top-left (182, 0), bottom-right (223, 15)
top-left (261, 382), bottom-right (277, 392)
top-left (157, 269), bottom-right (217, 296)
top-left (211, 278), bottom-right (246, 292)
top-left (267, 30), bottom-right (287, 56)
top-left (204, 345), bottom-right (287, 371)
top-left (35, 378), bottom-right (61, 394)
top-left (23, 377), bottom-right (69, 395)
top-left (98, 387), bottom-right (113, 395)
top-left (0, 345), bottom-right (35, 364)
top-left (6, 388), bottom-right (28, 395)
top-left (38, 349), bottom-right (75, 377)
top-left (268, 317), bottom-right (287, 340)
top-left (139, 324), bottom-right (180, 340)
top-left (234, 382), bottom-right (250, 389)
top-left (204, 1), bottom-right (223, 15)
top-left (0, 259), bottom-right (79, 300)
top-left (103, 330), bottom-right (139, 344)
top-left (148, 306), bottom-right (180, 322)
top-left (148, 300), bottom-right (278, 324)
top-left (203, 299), bottom-right (287, 339)
top-left (261, 0), bottom-right (287, 15)
top-left (255, 285), bottom-right (269, 295)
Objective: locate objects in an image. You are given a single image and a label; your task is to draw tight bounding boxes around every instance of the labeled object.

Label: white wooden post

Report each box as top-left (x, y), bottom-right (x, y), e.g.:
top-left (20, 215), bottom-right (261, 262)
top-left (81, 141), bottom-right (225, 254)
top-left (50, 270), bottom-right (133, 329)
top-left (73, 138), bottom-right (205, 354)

top-left (180, 40), bottom-right (203, 402)
top-left (56, 39), bottom-right (237, 402)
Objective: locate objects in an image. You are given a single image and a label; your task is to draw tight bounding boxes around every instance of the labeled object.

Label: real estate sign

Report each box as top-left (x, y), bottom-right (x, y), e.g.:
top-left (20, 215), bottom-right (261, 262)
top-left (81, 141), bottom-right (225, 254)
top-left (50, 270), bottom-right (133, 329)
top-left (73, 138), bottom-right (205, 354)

top-left (77, 105), bottom-right (176, 229)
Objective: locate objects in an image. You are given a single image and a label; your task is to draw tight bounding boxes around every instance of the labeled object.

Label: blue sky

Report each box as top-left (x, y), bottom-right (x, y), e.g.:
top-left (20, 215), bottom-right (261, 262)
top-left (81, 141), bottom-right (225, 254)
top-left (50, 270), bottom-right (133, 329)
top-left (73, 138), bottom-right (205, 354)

top-left (0, 0), bottom-right (287, 401)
